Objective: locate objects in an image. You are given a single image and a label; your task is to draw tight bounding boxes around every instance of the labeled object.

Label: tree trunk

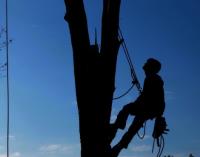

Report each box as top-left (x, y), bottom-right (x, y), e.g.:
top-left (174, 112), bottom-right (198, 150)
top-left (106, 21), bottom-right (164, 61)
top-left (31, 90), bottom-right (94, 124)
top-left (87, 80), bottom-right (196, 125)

top-left (64, 0), bottom-right (121, 157)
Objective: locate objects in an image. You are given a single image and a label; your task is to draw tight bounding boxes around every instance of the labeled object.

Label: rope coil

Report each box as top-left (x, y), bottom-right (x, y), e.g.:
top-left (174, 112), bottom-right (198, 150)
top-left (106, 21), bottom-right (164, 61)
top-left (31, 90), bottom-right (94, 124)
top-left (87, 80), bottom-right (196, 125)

top-left (152, 135), bottom-right (165, 157)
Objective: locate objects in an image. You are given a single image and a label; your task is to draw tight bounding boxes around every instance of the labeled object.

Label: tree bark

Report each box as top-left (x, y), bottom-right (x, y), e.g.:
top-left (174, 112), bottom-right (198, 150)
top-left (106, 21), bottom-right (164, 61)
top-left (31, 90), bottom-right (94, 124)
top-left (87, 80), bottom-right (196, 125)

top-left (64, 0), bottom-right (121, 157)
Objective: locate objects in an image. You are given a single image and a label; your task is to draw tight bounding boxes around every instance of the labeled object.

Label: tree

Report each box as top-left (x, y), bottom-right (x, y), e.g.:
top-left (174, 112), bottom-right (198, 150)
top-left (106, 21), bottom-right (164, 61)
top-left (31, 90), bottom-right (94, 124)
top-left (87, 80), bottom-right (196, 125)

top-left (64, 1), bottom-right (137, 157)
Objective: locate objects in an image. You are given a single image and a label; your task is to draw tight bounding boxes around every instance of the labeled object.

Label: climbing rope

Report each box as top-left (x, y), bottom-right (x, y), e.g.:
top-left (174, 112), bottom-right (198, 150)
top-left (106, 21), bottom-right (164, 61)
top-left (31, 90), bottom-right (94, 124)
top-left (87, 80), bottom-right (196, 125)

top-left (113, 28), bottom-right (142, 100)
top-left (152, 135), bottom-right (165, 157)
top-left (118, 28), bottom-right (142, 93)
top-left (113, 83), bottom-right (134, 100)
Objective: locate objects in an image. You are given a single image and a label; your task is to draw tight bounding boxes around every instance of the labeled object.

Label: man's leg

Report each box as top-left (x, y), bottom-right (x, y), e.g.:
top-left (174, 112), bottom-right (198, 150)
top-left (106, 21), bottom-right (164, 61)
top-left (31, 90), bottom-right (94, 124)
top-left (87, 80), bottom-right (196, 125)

top-left (111, 116), bottom-right (147, 157)
top-left (114, 102), bottom-right (136, 129)
top-left (108, 103), bottom-right (135, 142)
top-left (118, 116), bottom-right (146, 148)
top-left (108, 102), bottom-right (140, 144)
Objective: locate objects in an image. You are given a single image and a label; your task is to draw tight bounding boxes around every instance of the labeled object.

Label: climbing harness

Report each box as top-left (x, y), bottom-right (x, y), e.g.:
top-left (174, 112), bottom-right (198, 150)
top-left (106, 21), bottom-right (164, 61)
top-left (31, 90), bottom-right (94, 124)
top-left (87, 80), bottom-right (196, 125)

top-left (113, 28), bottom-right (142, 100)
top-left (152, 116), bottom-right (169, 157)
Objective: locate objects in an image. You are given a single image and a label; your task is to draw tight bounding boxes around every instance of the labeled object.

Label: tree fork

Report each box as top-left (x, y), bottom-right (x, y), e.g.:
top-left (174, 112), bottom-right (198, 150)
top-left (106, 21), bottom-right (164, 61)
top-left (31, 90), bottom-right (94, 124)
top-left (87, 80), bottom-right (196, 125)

top-left (64, 0), bottom-right (121, 157)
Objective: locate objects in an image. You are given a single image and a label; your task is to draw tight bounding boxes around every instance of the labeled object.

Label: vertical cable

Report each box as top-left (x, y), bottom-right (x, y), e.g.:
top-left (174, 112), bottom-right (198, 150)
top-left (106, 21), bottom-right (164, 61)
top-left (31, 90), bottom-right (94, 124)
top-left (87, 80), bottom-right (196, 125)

top-left (5, 0), bottom-right (10, 157)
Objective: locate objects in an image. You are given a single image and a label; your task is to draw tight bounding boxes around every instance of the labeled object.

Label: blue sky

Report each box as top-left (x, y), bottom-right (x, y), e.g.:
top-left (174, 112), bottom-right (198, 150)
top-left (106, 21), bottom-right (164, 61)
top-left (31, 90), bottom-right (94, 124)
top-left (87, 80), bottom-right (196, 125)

top-left (0, 0), bottom-right (200, 157)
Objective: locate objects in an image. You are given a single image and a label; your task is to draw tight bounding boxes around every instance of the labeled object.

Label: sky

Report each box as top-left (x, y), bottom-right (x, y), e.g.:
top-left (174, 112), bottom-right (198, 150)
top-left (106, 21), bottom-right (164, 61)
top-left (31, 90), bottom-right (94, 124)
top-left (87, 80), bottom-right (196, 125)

top-left (0, 0), bottom-right (200, 157)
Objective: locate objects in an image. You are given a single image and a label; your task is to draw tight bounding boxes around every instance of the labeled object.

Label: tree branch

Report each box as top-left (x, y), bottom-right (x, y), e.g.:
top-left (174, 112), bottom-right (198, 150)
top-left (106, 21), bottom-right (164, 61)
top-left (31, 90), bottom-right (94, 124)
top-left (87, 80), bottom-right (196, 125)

top-left (101, 0), bottom-right (121, 56)
top-left (100, 0), bottom-right (122, 91)
top-left (64, 0), bottom-right (90, 58)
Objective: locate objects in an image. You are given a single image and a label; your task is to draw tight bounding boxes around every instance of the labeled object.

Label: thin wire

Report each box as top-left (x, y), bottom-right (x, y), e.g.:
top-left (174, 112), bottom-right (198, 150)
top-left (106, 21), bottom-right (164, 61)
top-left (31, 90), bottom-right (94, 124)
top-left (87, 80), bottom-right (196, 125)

top-left (5, 0), bottom-right (10, 156)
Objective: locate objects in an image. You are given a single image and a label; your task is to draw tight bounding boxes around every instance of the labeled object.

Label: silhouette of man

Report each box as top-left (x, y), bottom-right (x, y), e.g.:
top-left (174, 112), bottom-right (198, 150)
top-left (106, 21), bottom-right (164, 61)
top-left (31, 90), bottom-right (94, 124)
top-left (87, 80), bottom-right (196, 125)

top-left (110, 58), bottom-right (165, 157)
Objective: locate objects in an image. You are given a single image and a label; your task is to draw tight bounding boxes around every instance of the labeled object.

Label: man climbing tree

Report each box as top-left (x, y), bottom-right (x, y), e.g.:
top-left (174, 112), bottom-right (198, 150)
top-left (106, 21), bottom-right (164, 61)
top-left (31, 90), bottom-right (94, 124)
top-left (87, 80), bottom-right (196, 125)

top-left (64, 1), bottom-right (168, 157)
top-left (109, 58), bottom-right (166, 157)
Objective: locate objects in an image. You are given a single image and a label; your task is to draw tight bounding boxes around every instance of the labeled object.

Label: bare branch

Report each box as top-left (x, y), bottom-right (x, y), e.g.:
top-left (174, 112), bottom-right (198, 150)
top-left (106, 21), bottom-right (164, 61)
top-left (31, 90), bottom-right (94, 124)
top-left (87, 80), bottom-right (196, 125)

top-left (64, 0), bottom-right (90, 58)
top-left (101, 0), bottom-right (121, 56)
